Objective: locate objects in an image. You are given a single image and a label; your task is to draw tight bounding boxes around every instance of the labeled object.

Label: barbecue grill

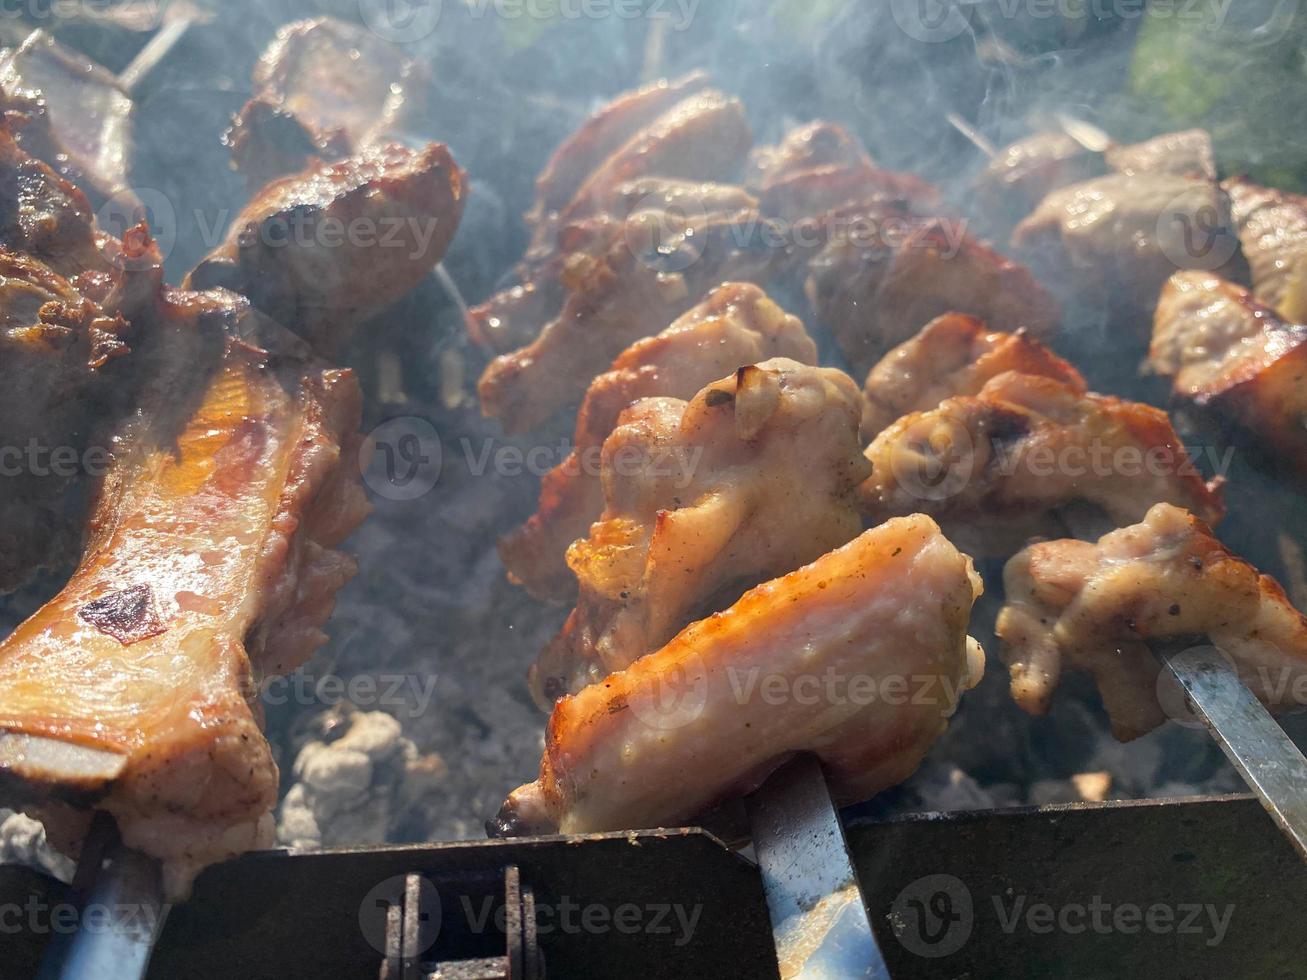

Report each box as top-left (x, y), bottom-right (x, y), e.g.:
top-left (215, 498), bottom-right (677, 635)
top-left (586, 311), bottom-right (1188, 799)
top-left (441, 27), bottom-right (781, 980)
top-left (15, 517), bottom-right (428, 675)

top-left (2, 2), bottom-right (1307, 978)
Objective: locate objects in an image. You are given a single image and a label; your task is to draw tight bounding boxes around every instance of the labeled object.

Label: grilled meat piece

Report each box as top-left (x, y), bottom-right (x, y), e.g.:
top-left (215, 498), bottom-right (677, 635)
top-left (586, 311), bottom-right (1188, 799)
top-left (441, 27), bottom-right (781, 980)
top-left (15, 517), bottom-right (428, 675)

top-left (806, 208), bottom-right (1059, 375)
top-left (543, 89), bottom-right (752, 246)
top-left (974, 131), bottom-right (1106, 230)
top-left (229, 17), bottom-right (425, 188)
top-left (1105, 129), bottom-right (1216, 181)
top-left (0, 248), bottom-right (133, 591)
top-left (0, 30), bottom-right (133, 204)
top-left (529, 358), bottom-right (868, 705)
top-left (187, 141), bottom-right (466, 355)
top-left (469, 181), bottom-right (758, 354)
top-left (860, 371), bottom-right (1225, 555)
top-left (478, 207), bottom-right (782, 433)
top-left (862, 313), bottom-right (1086, 439)
top-left (1223, 178), bottom-right (1307, 321)
top-left (0, 293), bottom-right (368, 896)
top-left (493, 515), bottom-right (985, 836)
top-left (1150, 271), bottom-right (1307, 482)
top-left (1012, 172), bottom-right (1242, 319)
top-left (997, 503), bottom-right (1307, 740)
top-left (499, 283), bottom-right (817, 601)
top-left (527, 71), bottom-right (710, 232)
top-left (746, 120), bottom-right (875, 189)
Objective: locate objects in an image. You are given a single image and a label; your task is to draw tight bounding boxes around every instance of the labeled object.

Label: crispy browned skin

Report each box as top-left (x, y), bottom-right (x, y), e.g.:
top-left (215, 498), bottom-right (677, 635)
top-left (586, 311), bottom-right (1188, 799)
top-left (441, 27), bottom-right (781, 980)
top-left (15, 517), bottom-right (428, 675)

top-left (998, 503), bottom-right (1307, 740)
top-left (0, 291), bottom-right (367, 897)
top-left (527, 71), bottom-right (710, 231)
top-left (499, 283), bottom-right (817, 601)
top-left (478, 207), bottom-right (782, 433)
top-left (1222, 178), bottom-right (1307, 321)
top-left (493, 516), bottom-right (985, 836)
top-left (861, 371), bottom-right (1225, 555)
top-left (1151, 271), bottom-right (1307, 481)
top-left (530, 358), bottom-right (869, 705)
top-left (806, 208), bottom-right (1059, 375)
top-left (862, 313), bottom-right (1086, 439)
top-left (187, 142), bottom-right (465, 354)
top-left (1013, 172), bottom-right (1242, 318)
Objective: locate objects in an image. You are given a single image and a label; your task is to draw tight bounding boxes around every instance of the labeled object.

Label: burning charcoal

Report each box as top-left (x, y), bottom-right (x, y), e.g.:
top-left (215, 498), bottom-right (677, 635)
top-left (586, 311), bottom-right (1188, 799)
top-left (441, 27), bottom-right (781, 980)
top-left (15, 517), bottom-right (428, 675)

top-left (277, 709), bottom-right (445, 851)
top-left (0, 808), bottom-right (74, 881)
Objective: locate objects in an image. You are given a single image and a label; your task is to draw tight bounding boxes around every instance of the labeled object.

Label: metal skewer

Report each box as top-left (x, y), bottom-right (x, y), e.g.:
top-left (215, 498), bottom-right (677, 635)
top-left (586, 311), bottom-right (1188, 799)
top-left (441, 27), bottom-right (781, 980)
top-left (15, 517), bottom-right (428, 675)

top-left (1155, 643), bottom-right (1307, 861)
top-left (35, 812), bottom-right (169, 980)
top-left (747, 755), bottom-right (892, 980)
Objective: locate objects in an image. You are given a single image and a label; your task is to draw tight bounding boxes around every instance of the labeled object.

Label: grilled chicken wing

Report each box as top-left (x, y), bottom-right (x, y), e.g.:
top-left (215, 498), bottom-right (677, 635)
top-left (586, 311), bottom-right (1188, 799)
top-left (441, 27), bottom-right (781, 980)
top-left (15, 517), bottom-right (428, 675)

top-left (862, 313), bottom-right (1086, 439)
top-left (0, 292), bottom-right (367, 896)
top-left (860, 371), bottom-right (1225, 555)
top-left (493, 515), bottom-right (985, 836)
top-left (1223, 178), bottom-right (1307, 322)
top-left (746, 121), bottom-right (875, 190)
top-left (997, 503), bottom-right (1307, 740)
top-left (806, 209), bottom-right (1059, 374)
top-left (478, 207), bottom-right (782, 433)
top-left (499, 283), bottom-right (817, 601)
top-left (187, 142), bottom-right (465, 355)
top-left (530, 358), bottom-right (869, 704)
top-left (1150, 271), bottom-right (1307, 481)
top-left (1013, 173), bottom-right (1242, 318)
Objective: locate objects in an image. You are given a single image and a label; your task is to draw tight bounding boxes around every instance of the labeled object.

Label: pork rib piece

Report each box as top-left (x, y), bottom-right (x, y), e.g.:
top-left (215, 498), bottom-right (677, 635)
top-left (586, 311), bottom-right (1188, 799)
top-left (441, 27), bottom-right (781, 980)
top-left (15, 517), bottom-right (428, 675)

top-left (860, 371), bottom-right (1225, 555)
top-left (997, 503), bottom-right (1307, 740)
top-left (1150, 270), bottom-right (1307, 482)
top-left (0, 292), bottom-right (367, 896)
top-left (861, 312), bottom-right (1085, 439)
top-left (187, 141), bottom-right (465, 355)
top-left (493, 515), bottom-right (985, 836)
top-left (530, 357), bottom-right (868, 705)
top-left (499, 283), bottom-right (816, 601)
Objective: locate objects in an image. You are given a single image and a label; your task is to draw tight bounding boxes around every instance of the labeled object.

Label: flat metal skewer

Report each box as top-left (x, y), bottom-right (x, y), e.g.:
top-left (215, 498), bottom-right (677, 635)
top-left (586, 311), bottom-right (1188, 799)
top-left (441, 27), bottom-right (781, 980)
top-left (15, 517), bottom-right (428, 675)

top-left (746, 755), bottom-right (892, 980)
top-left (1156, 643), bottom-right (1307, 861)
top-left (35, 812), bottom-right (169, 980)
